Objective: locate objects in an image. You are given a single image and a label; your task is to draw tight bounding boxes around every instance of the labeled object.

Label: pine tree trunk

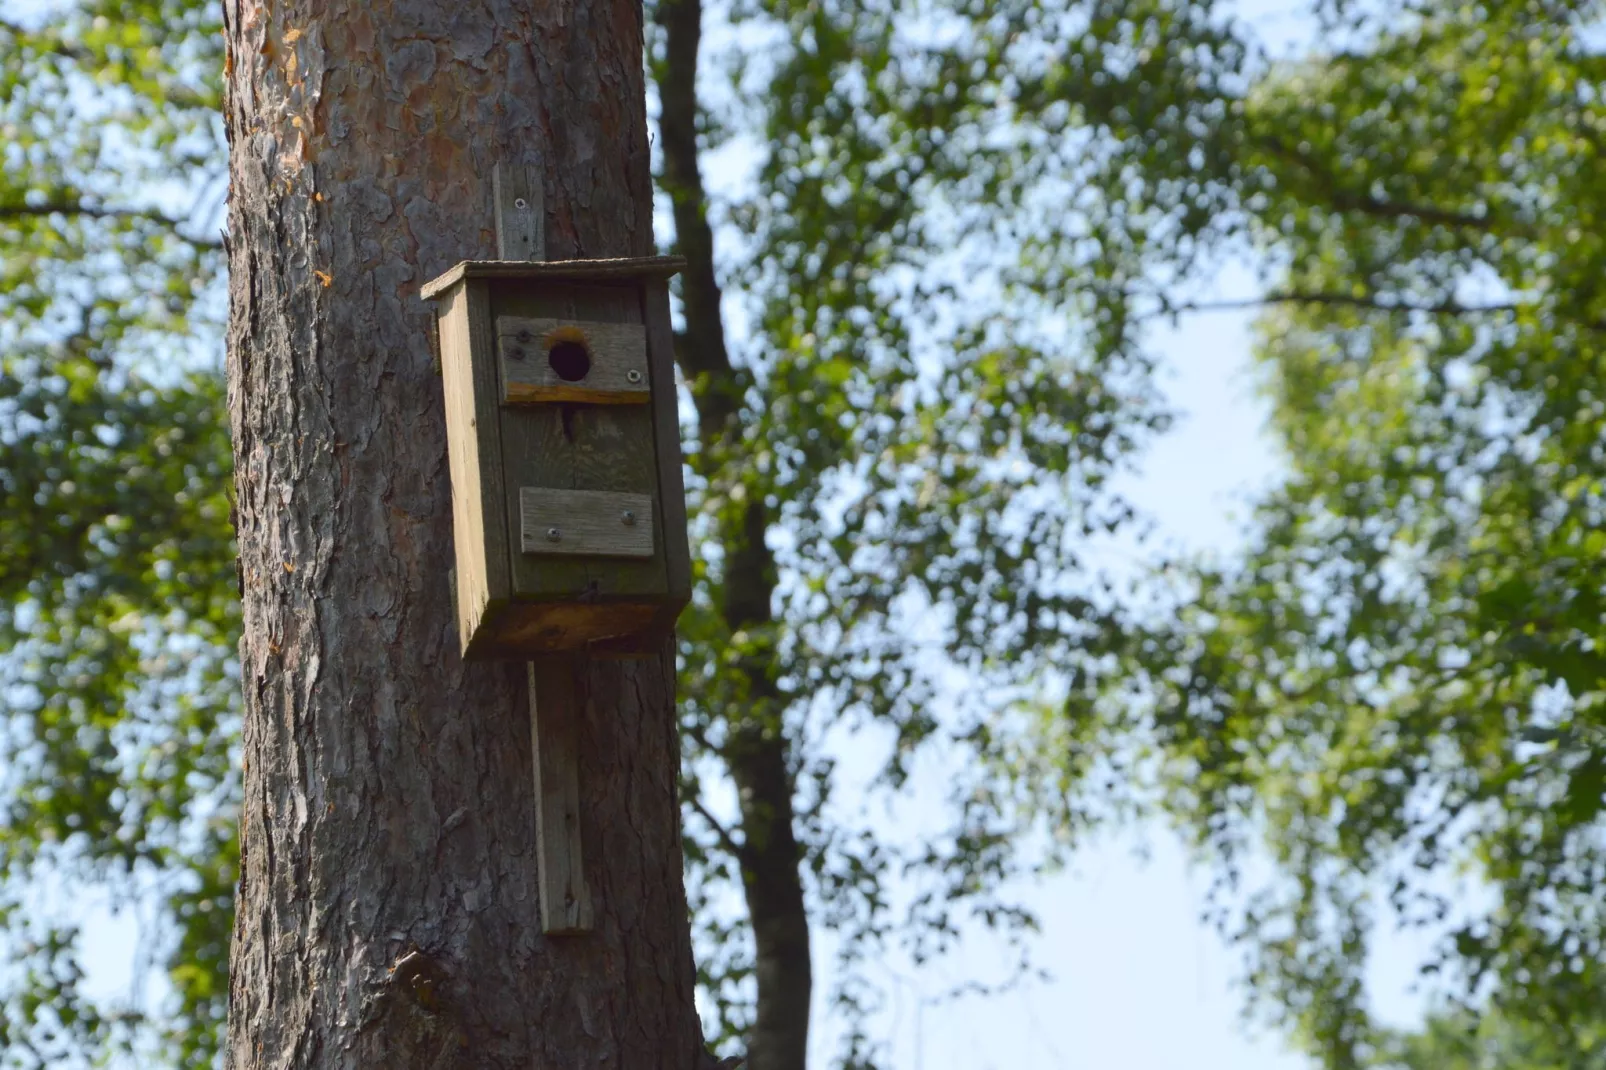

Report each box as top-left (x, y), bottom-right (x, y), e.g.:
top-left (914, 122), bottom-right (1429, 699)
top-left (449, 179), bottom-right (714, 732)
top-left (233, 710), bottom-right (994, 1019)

top-left (221, 3), bottom-right (703, 1067)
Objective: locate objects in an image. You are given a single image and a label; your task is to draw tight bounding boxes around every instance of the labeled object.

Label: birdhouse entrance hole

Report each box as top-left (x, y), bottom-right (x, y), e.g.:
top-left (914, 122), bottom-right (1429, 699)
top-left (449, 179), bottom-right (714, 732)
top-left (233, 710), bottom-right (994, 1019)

top-left (548, 338), bottom-right (591, 381)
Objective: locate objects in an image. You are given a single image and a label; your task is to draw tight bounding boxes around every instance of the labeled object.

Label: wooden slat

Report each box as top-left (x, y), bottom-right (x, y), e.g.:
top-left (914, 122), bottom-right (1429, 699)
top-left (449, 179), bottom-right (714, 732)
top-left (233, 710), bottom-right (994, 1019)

top-left (419, 256), bottom-right (685, 300)
top-left (520, 488), bottom-right (655, 558)
top-left (528, 658), bottom-right (594, 934)
top-left (492, 162), bottom-right (544, 261)
top-left (497, 317), bottom-right (650, 404)
top-left (437, 280), bottom-right (511, 657)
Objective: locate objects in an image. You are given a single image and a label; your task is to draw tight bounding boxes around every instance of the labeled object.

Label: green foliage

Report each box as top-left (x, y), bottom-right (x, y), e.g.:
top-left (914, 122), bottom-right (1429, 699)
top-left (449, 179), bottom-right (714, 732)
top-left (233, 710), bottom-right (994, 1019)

top-left (662, 0), bottom-right (1228, 1057)
top-left (1370, 1003), bottom-right (1606, 1070)
top-left (1073, 0), bottom-right (1606, 1065)
top-left (6, 0), bottom-right (1603, 1067)
top-left (0, 3), bottom-right (232, 1066)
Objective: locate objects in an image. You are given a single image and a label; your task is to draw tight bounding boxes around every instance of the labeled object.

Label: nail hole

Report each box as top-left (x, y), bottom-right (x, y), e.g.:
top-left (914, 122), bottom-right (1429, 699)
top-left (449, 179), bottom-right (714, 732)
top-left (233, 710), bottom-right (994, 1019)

top-left (548, 340), bottom-right (591, 382)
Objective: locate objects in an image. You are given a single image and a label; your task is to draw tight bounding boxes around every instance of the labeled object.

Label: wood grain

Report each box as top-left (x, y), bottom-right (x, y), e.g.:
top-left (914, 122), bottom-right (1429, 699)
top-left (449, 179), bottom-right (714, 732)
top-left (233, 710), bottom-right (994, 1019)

top-left (492, 281), bottom-right (670, 603)
top-left (520, 488), bottom-right (655, 558)
top-left (497, 316), bottom-right (650, 404)
top-left (643, 280), bottom-right (693, 610)
top-left (492, 162), bottom-right (544, 260)
top-left (437, 279), bottom-right (512, 657)
top-left (480, 600), bottom-right (663, 655)
top-left (529, 658), bottom-right (595, 935)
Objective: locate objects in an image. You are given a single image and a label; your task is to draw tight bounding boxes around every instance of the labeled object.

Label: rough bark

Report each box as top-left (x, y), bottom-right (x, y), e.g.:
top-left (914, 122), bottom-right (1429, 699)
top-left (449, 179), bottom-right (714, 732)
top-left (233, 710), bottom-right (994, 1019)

top-left (656, 1), bottom-right (813, 1067)
top-left (222, 3), bottom-right (703, 1067)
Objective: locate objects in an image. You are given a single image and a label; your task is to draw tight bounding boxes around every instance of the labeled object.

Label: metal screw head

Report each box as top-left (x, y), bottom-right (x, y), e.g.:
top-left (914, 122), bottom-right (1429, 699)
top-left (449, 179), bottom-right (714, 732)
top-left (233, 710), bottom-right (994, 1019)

top-left (516, 329), bottom-right (534, 343)
top-left (513, 197), bottom-right (529, 210)
top-left (620, 510), bottom-right (637, 527)
top-left (509, 346), bottom-right (526, 362)
top-left (545, 527), bottom-right (561, 542)
top-left (626, 369), bottom-right (643, 384)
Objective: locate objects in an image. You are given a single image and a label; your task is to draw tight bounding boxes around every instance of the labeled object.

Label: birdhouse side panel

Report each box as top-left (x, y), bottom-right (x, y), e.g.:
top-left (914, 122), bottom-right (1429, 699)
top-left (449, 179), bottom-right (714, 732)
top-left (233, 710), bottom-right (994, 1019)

top-left (437, 280), bottom-right (512, 657)
top-left (643, 279), bottom-right (692, 609)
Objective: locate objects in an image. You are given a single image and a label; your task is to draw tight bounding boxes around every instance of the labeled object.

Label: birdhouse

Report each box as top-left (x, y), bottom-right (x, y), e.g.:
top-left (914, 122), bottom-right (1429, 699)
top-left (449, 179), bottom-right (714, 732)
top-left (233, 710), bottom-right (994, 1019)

top-left (420, 256), bottom-right (691, 659)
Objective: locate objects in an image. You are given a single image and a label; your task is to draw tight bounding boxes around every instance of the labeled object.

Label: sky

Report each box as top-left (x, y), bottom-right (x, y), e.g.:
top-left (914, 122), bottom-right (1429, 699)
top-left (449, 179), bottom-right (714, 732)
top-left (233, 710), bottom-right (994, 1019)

top-left (817, 275), bottom-right (1446, 1070)
top-left (48, 0), bottom-right (1451, 1066)
top-left (820, 288), bottom-right (1307, 1070)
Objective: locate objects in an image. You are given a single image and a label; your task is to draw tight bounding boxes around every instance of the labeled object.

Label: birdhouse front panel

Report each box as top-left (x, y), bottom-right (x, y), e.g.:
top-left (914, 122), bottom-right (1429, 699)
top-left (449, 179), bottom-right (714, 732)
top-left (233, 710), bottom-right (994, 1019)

top-left (423, 258), bottom-right (690, 659)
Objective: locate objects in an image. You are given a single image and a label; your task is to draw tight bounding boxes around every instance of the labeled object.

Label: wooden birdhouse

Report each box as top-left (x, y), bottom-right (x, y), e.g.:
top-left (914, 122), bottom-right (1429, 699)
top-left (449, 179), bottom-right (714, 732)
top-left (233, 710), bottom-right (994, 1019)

top-left (420, 255), bottom-right (691, 659)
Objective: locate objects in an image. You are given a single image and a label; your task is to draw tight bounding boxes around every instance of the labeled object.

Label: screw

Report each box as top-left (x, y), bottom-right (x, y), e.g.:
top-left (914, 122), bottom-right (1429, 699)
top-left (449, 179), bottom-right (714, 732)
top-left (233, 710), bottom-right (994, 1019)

top-left (620, 510), bottom-right (636, 526)
top-left (509, 346), bottom-right (526, 362)
top-left (516, 329), bottom-right (533, 343)
top-left (514, 197), bottom-right (528, 210)
top-left (546, 527), bottom-right (561, 542)
top-left (626, 369), bottom-right (643, 384)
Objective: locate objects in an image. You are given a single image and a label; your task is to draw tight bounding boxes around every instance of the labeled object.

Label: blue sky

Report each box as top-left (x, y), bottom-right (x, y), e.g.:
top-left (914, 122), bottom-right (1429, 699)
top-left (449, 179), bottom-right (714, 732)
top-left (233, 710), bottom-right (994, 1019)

top-left (810, 283), bottom-right (1306, 1070)
top-left (828, 274), bottom-right (1442, 1070)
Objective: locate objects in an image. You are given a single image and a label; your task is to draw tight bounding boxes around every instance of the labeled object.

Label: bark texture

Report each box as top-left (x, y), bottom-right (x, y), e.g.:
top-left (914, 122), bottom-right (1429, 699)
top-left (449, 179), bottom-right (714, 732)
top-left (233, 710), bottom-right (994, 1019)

top-left (222, 3), bottom-right (703, 1067)
top-left (656, 1), bottom-right (813, 1067)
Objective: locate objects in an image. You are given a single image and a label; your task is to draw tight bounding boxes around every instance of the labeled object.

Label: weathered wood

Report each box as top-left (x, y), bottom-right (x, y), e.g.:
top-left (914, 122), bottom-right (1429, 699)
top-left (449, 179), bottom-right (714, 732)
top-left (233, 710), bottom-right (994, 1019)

top-left (521, 488), bottom-right (655, 558)
top-left (483, 601), bottom-right (663, 656)
top-left (643, 280), bottom-right (693, 607)
top-left (492, 162), bottom-right (544, 261)
top-left (528, 658), bottom-right (595, 935)
top-left (494, 281), bottom-right (670, 606)
top-left (497, 316), bottom-right (650, 405)
top-left (419, 256), bottom-right (686, 300)
top-left (438, 279), bottom-right (512, 657)
top-left (491, 159), bottom-right (610, 940)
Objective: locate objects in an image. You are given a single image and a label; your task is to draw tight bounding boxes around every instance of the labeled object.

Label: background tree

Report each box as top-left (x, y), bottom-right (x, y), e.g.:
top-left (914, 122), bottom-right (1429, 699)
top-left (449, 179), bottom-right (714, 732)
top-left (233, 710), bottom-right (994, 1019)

top-left (2, 0), bottom-right (1177, 1066)
top-left (1061, 0), bottom-right (1606, 1065)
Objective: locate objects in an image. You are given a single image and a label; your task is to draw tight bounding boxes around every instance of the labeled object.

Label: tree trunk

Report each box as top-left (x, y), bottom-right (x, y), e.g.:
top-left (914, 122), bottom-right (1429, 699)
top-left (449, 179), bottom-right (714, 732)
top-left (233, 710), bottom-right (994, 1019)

top-left (655, 1), bottom-right (813, 1067)
top-left (221, 3), bottom-right (703, 1067)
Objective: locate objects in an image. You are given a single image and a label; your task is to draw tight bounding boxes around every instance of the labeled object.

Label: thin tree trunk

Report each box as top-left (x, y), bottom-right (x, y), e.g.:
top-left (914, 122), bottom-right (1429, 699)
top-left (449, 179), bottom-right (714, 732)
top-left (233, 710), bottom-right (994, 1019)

top-left (655, 1), bottom-right (814, 1067)
top-left (222, 3), bottom-right (703, 1067)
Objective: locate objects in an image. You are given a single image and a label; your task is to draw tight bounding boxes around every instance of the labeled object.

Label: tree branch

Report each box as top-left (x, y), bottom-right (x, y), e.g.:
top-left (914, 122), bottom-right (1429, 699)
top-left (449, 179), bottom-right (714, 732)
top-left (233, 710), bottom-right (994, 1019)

top-left (687, 792), bottom-right (746, 862)
top-left (1256, 134), bottom-right (1506, 233)
top-left (1176, 291), bottom-right (1526, 317)
top-left (0, 17), bottom-right (90, 61)
top-left (0, 20), bottom-right (216, 110)
top-left (0, 201), bottom-right (222, 250)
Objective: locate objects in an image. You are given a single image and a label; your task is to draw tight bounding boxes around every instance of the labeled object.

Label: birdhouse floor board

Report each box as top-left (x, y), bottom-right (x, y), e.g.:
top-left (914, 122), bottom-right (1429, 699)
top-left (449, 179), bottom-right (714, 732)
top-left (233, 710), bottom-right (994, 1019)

top-left (467, 600), bottom-right (663, 657)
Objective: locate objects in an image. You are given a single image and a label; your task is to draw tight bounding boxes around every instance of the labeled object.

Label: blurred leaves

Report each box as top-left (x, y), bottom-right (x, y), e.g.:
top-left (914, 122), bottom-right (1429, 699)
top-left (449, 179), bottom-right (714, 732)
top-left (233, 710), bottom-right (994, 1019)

top-left (0, 2), bottom-right (231, 1066)
top-left (1081, 0), bottom-right (1606, 1065)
